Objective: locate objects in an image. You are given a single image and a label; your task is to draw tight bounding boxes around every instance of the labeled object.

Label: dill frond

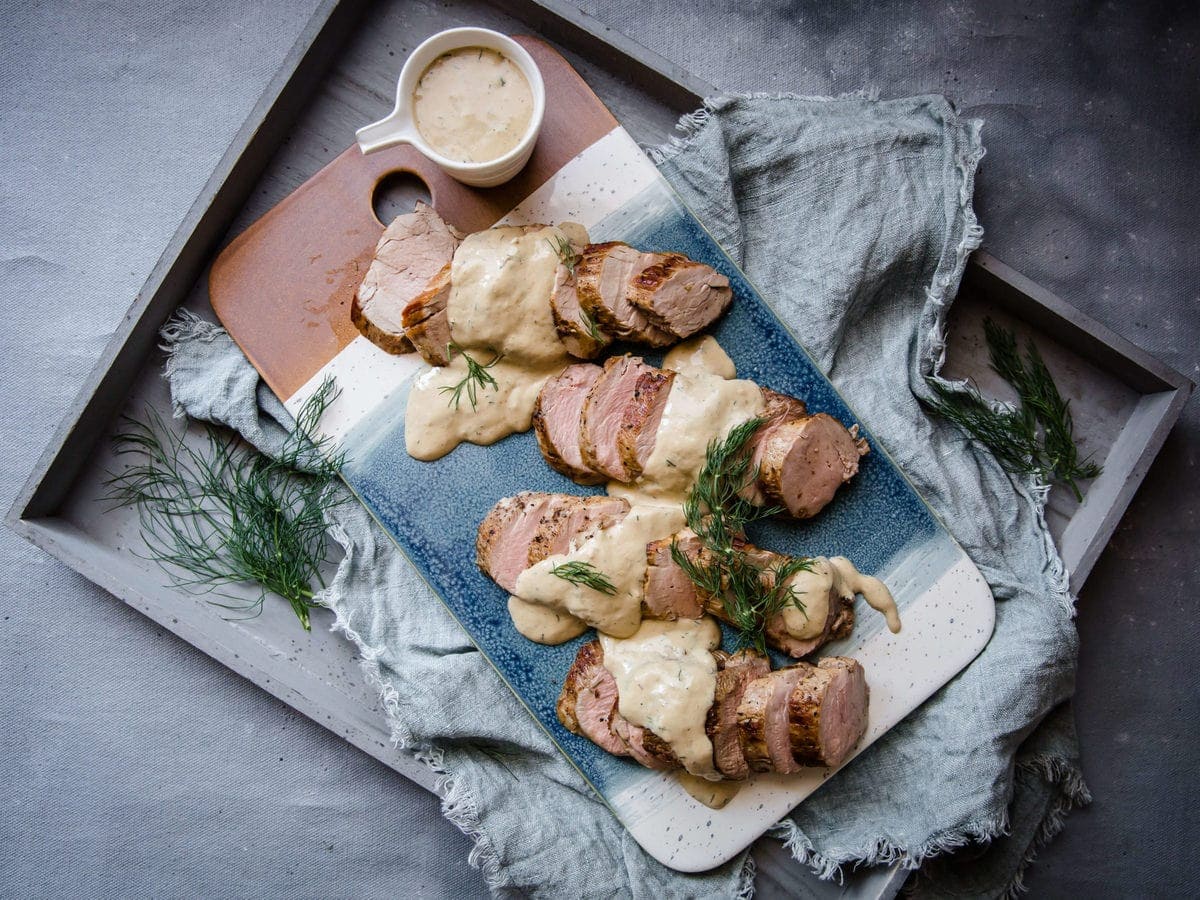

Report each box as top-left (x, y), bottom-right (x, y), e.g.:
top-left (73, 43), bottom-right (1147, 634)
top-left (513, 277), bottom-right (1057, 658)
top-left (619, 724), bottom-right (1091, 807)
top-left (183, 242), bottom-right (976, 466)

top-left (578, 306), bottom-right (603, 343)
top-left (546, 234), bottom-right (578, 272)
top-left (550, 560), bottom-right (617, 595)
top-left (104, 377), bottom-right (347, 631)
top-left (671, 417), bottom-right (811, 653)
top-left (439, 343), bottom-right (503, 411)
top-left (928, 318), bottom-right (1101, 500)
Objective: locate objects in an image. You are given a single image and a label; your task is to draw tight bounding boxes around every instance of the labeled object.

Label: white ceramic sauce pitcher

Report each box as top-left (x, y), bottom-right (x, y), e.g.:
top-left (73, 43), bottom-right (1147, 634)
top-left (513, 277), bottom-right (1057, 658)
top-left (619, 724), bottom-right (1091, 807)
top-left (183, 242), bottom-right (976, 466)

top-left (356, 27), bottom-right (546, 188)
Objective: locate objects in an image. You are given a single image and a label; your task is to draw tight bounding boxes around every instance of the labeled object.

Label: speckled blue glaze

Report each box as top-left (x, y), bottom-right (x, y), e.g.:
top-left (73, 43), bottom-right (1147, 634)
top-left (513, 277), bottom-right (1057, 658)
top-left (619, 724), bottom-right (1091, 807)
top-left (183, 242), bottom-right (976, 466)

top-left (342, 179), bottom-right (942, 796)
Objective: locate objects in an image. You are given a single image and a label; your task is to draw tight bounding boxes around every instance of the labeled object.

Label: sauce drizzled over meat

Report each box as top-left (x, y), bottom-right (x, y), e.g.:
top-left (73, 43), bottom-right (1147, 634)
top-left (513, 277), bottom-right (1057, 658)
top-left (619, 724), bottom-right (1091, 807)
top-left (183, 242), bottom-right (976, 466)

top-left (395, 214), bottom-right (734, 461)
top-left (613, 338), bottom-right (764, 503)
top-left (599, 617), bottom-right (722, 780)
top-left (512, 504), bottom-right (686, 638)
top-left (376, 209), bottom-right (901, 799)
top-left (405, 224), bottom-right (576, 460)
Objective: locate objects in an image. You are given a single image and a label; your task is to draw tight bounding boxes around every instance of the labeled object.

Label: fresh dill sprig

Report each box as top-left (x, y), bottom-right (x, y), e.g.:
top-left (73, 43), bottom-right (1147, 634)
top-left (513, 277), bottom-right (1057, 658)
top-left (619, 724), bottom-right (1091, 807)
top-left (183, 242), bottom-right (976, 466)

top-left (724, 555), bottom-right (813, 654)
top-left (670, 417), bottom-right (811, 653)
top-left (550, 560), bottom-right (617, 595)
top-left (439, 343), bottom-right (502, 411)
top-left (684, 417), bottom-right (779, 553)
top-left (928, 318), bottom-right (1101, 500)
top-left (104, 377), bottom-right (347, 631)
top-left (578, 306), bottom-right (603, 343)
top-left (547, 234), bottom-right (579, 273)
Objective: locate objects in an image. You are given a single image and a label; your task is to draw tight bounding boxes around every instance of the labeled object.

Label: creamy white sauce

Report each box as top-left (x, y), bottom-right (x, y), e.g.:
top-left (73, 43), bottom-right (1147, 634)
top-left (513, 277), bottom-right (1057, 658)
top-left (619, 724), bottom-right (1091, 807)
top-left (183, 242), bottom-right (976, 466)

top-left (448, 225), bottom-right (572, 366)
top-left (778, 555), bottom-right (902, 639)
top-left (412, 47), bottom-right (533, 163)
top-left (405, 223), bottom-right (587, 461)
top-left (506, 596), bottom-right (588, 644)
top-left (829, 556), bottom-right (902, 633)
top-left (662, 335), bottom-right (737, 380)
top-left (779, 557), bottom-right (835, 640)
top-left (405, 357), bottom-right (556, 460)
top-left (600, 617), bottom-right (722, 779)
top-left (678, 772), bottom-right (742, 809)
top-left (615, 366), bottom-right (764, 503)
top-left (512, 504), bottom-right (686, 639)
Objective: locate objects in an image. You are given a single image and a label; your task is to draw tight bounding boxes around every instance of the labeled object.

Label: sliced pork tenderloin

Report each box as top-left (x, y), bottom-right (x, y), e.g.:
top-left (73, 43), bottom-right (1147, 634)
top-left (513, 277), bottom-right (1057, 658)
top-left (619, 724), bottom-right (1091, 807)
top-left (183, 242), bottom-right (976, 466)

top-left (579, 356), bottom-right (664, 481)
top-left (576, 242), bottom-right (675, 347)
top-left (476, 493), bottom-right (563, 592)
top-left (785, 657), bottom-right (869, 769)
top-left (557, 640), bottom-right (631, 757)
top-left (476, 492), bottom-right (629, 592)
top-left (615, 366), bottom-right (675, 481)
top-left (557, 641), bottom-right (681, 768)
top-left (352, 203), bottom-right (461, 354)
top-left (642, 532), bottom-right (854, 659)
top-left (758, 413), bottom-right (870, 518)
top-left (761, 591), bottom-right (855, 659)
top-left (550, 257), bottom-right (612, 359)
top-left (527, 495), bottom-right (630, 568)
top-left (741, 387), bottom-right (809, 505)
top-left (533, 364), bottom-right (606, 484)
top-left (642, 531), bottom-right (708, 621)
top-left (628, 255), bottom-right (733, 339)
top-left (737, 657), bottom-right (868, 773)
top-left (706, 650), bottom-right (771, 779)
top-left (614, 717), bottom-right (682, 770)
top-left (558, 640), bottom-right (869, 778)
top-left (400, 262), bottom-right (453, 366)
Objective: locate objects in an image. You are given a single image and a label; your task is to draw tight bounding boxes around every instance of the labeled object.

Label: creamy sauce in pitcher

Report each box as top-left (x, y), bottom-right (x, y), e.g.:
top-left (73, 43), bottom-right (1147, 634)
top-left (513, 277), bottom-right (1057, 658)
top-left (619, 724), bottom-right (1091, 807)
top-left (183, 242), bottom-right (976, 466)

top-left (412, 47), bottom-right (533, 163)
top-left (600, 617), bottom-right (722, 779)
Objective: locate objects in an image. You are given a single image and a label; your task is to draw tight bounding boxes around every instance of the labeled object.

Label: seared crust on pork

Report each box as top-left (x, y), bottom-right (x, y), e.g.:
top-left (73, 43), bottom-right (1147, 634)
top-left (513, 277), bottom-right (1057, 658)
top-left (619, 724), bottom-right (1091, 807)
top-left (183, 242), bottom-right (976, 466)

top-left (352, 203), bottom-right (461, 355)
top-left (615, 367), bottom-right (675, 480)
top-left (550, 253), bottom-right (612, 359)
top-left (758, 414), bottom-right (870, 518)
top-left (476, 493), bottom-right (629, 593)
top-left (556, 631), bottom-right (870, 780)
top-left (628, 254), bottom-right (733, 339)
top-left (642, 531), bottom-right (857, 659)
top-left (578, 356), bottom-right (656, 481)
top-left (706, 650), bottom-right (771, 779)
top-left (786, 657), bottom-right (868, 768)
top-left (400, 262), bottom-right (453, 366)
top-left (351, 299), bottom-right (414, 354)
top-left (576, 242), bottom-right (675, 346)
top-left (735, 674), bottom-right (776, 773)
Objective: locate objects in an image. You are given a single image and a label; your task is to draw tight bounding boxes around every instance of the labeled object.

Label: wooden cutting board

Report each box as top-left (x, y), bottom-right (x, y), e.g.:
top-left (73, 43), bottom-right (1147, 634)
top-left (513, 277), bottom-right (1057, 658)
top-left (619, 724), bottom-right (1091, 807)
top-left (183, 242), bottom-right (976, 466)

top-left (210, 36), bottom-right (616, 402)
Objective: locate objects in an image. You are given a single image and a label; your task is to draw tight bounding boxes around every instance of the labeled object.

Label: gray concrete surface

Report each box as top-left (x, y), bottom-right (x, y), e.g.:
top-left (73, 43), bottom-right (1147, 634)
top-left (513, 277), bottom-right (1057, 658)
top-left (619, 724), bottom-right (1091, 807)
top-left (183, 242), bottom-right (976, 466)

top-left (2, 0), bottom-right (1196, 896)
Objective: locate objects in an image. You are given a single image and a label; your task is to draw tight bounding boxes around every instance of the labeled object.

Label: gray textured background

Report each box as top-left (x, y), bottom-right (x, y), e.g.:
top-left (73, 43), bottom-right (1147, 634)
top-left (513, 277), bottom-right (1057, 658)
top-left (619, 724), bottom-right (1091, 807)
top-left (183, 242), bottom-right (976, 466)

top-left (2, 1), bottom-right (1196, 896)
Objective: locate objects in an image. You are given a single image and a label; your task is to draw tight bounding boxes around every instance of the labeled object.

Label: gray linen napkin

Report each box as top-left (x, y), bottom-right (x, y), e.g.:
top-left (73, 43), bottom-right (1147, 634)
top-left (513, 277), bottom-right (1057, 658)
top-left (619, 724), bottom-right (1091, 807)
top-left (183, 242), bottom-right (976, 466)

top-left (166, 94), bottom-right (1087, 898)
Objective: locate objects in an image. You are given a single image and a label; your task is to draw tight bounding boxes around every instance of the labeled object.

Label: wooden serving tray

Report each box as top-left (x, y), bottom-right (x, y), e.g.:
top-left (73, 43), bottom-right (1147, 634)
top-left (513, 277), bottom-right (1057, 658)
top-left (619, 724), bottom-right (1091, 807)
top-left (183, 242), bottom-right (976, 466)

top-left (9, 0), bottom-right (1191, 896)
top-left (207, 32), bottom-right (996, 872)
